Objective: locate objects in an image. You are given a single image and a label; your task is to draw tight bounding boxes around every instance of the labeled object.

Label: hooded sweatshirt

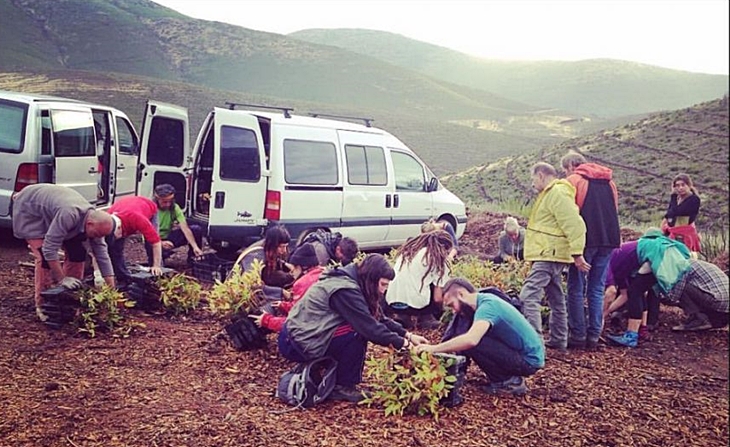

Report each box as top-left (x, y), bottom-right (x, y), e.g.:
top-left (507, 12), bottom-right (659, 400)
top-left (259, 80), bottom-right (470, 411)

top-left (566, 163), bottom-right (620, 249)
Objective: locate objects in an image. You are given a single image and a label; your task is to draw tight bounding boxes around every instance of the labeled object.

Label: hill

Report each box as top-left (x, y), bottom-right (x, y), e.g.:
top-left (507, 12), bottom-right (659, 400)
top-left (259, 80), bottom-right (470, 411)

top-left (443, 97), bottom-right (730, 231)
top-left (290, 28), bottom-right (729, 117)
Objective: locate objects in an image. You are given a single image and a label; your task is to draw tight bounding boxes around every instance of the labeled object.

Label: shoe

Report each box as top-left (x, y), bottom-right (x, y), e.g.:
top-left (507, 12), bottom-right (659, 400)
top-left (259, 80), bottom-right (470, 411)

top-left (36, 306), bottom-right (49, 322)
top-left (482, 376), bottom-right (528, 396)
top-left (638, 325), bottom-right (651, 341)
top-left (585, 339), bottom-right (599, 351)
top-left (567, 337), bottom-right (586, 350)
top-left (329, 385), bottom-right (369, 403)
top-left (544, 340), bottom-right (567, 352)
top-left (606, 331), bottom-right (638, 348)
top-left (672, 318), bottom-right (712, 332)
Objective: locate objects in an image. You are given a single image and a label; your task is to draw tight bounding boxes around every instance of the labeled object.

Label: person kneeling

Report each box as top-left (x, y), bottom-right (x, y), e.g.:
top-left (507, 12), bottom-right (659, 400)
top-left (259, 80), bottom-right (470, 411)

top-left (416, 278), bottom-right (545, 396)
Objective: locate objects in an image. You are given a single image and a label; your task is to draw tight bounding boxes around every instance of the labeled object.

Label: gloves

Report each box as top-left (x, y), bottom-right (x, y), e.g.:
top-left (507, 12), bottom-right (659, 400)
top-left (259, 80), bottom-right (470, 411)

top-left (59, 276), bottom-right (83, 290)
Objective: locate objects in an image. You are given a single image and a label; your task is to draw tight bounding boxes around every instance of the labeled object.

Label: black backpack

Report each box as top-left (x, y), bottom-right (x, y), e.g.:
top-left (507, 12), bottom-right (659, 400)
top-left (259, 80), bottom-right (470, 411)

top-left (275, 357), bottom-right (338, 409)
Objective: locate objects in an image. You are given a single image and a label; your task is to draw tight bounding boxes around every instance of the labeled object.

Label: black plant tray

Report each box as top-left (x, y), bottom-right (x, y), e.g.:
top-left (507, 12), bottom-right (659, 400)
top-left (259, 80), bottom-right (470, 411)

top-left (40, 286), bottom-right (82, 328)
top-left (224, 316), bottom-right (268, 351)
top-left (124, 267), bottom-right (176, 311)
top-left (435, 353), bottom-right (467, 407)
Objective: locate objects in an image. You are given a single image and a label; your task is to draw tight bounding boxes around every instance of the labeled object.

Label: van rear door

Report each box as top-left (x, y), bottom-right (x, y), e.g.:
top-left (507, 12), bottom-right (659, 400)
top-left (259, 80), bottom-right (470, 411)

top-left (137, 101), bottom-right (190, 209)
top-left (52, 107), bottom-right (101, 203)
top-left (207, 108), bottom-right (267, 245)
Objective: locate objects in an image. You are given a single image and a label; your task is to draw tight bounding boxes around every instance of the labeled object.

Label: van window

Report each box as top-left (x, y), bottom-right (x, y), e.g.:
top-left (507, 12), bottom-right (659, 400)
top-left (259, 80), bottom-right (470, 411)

top-left (41, 112), bottom-right (51, 155)
top-left (116, 117), bottom-right (138, 155)
top-left (51, 110), bottom-right (95, 157)
top-left (147, 117), bottom-right (184, 166)
top-left (392, 151), bottom-right (426, 191)
top-left (0, 100), bottom-right (28, 154)
top-left (220, 126), bottom-right (260, 181)
top-left (284, 139), bottom-right (338, 185)
top-left (345, 145), bottom-right (387, 186)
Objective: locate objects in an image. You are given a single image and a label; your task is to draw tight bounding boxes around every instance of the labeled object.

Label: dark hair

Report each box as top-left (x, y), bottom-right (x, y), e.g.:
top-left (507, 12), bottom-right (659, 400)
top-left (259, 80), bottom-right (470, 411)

top-left (395, 230), bottom-right (453, 292)
top-left (337, 237), bottom-right (359, 265)
top-left (357, 254), bottom-right (395, 318)
top-left (154, 183), bottom-right (176, 197)
top-left (264, 225), bottom-right (291, 270)
top-left (442, 277), bottom-right (477, 295)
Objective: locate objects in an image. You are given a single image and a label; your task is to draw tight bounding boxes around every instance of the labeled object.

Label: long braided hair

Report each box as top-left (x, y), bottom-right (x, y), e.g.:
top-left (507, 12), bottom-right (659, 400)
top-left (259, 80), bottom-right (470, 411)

top-left (394, 230), bottom-right (454, 293)
top-left (357, 253), bottom-right (395, 319)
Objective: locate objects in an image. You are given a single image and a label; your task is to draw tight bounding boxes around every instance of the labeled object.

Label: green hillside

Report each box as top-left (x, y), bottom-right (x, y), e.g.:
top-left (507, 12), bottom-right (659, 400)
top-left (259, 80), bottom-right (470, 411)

top-left (443, 97), bottom-right (730, 231)
top-left (290, 28), bottom-right (729, 117)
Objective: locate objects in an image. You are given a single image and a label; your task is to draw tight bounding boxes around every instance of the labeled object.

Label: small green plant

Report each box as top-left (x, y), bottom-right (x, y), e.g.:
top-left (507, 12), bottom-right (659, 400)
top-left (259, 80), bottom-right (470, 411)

top-left (361, 349), bottom-right (457, 420)
top-left (206, 258), bottom-right (265, 317)
top-left (451, 256), bottom-right (530, 295)
top-left (156, 273), bottom-right (202, 315)
top-left (74, 285), bottom-right (138, 338)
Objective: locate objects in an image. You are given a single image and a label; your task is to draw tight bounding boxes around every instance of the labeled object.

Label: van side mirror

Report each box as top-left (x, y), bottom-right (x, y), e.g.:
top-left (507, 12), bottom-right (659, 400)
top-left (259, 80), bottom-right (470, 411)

top-left (427, 177), bottom-right (439, 192)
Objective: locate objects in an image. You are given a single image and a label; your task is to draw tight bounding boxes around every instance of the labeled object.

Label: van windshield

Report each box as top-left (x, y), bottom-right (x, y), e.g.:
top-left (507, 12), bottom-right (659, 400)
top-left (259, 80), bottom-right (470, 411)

top-left (0, 100), bottom-right (28, 154)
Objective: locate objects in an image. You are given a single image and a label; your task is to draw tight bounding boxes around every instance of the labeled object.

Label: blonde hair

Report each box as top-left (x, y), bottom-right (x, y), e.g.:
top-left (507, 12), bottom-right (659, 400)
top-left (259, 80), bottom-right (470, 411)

top-left (504, 216), bottom-right (520, 232)
top-left (420, 218), bottom-right (438, 233)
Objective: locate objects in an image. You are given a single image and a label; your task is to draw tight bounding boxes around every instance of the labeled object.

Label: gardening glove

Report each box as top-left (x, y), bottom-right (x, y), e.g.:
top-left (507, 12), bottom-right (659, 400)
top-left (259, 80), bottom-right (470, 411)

top-left (60, 276), bottom-right (83, 290)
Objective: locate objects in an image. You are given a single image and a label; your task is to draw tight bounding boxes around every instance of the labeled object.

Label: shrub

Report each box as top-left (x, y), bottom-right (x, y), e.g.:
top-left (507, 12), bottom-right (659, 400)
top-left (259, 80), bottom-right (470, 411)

top-left (361, 349), bottom-right (457, 420)
top-left (74, 285), bottom-right (139, 338)
top-left (451, 256), bottom-right (530, 295)
top-left (156, 273), bottom-right (202, 315)
top-left (206, 258), bottom-right (265, 317)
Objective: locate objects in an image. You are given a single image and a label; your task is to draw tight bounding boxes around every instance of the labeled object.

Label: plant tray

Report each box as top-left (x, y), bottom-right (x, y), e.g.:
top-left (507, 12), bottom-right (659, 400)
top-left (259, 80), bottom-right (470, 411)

top-left (124, 267), bottom-right (176, 310)
top-left (192, 253), bottom-right (235, 284)
top-left (40, 286), bottom-right (81, 328)
top-left (224, 316), bottom-right (268, 351)
top-left (435, 353), bottom-right (467, 408)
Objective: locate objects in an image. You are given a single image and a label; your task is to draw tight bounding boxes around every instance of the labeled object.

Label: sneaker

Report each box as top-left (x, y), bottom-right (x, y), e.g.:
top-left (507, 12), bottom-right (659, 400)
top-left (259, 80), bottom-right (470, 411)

top-left (36, 306), bottom-right (49, 322)
top-left (638, 325), bottom-right (651, 341)
top-left (672, 318), bottom-right (712, 332)
top-left (482, 376), bottom-right (528, 396)
top-left (567, 337), bottom-right (586, 350)
top-left (606, 331), bottom-right (638, 348)
top-left (544, 340), bottom-right (567, 352)
top-left (329, 385), bottom-right (369, 403)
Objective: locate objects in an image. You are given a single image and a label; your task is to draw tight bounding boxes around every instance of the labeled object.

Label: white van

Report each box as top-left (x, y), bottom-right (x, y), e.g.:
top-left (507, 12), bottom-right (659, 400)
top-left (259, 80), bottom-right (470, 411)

top-left (138, 101), bottom-right (467, 252)
top-left (0, 90), bottom-right (140, 227)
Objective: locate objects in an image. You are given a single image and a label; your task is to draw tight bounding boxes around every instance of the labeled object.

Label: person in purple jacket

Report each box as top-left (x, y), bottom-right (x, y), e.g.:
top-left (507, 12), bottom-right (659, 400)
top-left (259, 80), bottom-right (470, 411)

top-left (12, 184), bottom-right (116, 321)
top-left (602, 240), bottom-right (660, 343)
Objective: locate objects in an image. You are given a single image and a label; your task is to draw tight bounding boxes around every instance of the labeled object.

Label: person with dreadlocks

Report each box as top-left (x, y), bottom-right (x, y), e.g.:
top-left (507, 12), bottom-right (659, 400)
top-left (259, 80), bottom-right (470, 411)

top-left (385, 230), bottom-right (455, 329)
top-left (279, 254), bottom-right (429, 403)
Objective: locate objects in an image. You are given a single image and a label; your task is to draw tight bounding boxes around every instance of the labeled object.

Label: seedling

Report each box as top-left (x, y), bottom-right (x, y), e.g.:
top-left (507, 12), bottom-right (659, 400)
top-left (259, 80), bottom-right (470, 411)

top-left (207, 258), bottom-right (266, 317)
top-left (74, 285), bottom-right (139, 338)
top-left (155, 273), bottom-right (202, 315)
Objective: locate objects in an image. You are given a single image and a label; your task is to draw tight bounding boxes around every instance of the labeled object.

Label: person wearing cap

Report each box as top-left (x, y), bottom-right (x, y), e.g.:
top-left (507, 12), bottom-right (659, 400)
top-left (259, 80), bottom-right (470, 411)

top-left (106, 196), bottom-right (164, 285)
top-left (250, 243), bottom-right (325, 332)
top-left (11, 184), bottom-right (116, 321)
top-left (149, 184), bottom-right (204, 265)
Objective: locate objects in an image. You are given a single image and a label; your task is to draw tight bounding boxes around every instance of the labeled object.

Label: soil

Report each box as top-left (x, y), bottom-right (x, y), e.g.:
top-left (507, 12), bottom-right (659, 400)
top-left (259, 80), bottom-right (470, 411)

top-left (1, 211), bottom-right (728, 447)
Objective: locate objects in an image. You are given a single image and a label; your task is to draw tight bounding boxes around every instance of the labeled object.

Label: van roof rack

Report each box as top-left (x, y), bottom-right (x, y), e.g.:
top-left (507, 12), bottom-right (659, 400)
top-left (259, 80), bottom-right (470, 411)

top-left (308, 113), bottom-right (374, 127)
top-left (225, 102), bottom-right (293, 118)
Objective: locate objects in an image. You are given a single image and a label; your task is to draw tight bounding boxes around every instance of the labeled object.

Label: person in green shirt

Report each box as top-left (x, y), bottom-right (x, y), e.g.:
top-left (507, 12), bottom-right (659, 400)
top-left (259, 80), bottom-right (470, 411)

top-left (146, 184), bottom-right (204, 266)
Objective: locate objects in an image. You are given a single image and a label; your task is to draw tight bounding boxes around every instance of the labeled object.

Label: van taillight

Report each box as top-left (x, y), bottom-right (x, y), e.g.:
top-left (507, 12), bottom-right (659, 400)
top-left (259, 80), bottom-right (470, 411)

top-left (265, 190), bottom-right (281, 221)
top-left (15, 163), bottom-right (39, 191)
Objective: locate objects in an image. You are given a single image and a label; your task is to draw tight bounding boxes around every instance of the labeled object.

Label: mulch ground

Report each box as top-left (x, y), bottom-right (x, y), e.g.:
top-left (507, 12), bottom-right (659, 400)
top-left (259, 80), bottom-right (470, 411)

top-left (0, 212), bottom-right (728, 447)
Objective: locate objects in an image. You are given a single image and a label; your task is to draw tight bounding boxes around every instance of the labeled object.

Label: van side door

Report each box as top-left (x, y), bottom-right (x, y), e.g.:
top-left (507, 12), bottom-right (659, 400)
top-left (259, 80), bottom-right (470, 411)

top-left (338, 130), bottom-right (392, 247)
top-left (137, 101), bottom-right (190, 209)
top-left (384, 149), bottom-right (434, 244)
top-left (113, 114), bottom-right (140, 200)
top-left (51, 107), bottom-right (100, 203)
top-left (207, 108), bottom-right (268, 245)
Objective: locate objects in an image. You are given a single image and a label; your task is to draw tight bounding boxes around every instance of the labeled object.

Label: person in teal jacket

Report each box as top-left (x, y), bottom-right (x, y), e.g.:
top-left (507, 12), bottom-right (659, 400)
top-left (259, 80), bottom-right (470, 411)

top-left (518, 162), bottom-right (588, 351)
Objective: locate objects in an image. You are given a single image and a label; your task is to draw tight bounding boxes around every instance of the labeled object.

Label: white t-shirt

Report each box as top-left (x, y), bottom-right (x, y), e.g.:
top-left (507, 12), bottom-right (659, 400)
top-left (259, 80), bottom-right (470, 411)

top-left (385, 248), bottom-right (450, 309)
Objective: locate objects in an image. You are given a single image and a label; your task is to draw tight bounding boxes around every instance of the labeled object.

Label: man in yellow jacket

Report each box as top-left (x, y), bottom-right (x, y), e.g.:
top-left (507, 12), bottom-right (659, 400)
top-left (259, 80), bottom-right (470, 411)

top-left (518, 163), bottom-right (589, 351)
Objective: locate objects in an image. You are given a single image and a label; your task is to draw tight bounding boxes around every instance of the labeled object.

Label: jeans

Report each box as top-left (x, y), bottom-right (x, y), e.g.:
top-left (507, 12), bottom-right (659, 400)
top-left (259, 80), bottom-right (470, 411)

top-left (567, 247), bottom-right (613, 342)
top-left (106, 235), bottom-right (132, 283)
top-left (278, 323), bottom-right (367, 387)
top-left (519, 261), bottom-right (568, 345)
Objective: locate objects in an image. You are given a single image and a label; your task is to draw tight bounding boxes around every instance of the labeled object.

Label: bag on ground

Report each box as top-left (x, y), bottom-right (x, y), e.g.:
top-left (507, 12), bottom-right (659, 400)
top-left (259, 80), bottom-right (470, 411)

top-left (276, 356), bottom-right (338, 408)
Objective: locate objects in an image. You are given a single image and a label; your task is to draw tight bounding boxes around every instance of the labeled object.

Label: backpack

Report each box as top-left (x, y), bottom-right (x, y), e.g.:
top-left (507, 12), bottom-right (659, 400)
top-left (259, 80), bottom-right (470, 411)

top-left (479, 286), bottom-right (522, 312)
top-left (275, 357), bottom-right (338, 409)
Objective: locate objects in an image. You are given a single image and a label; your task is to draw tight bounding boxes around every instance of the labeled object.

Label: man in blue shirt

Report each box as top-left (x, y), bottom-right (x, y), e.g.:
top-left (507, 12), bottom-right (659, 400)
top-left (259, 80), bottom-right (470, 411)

top-left (416, 278), bottom-right (545, 396)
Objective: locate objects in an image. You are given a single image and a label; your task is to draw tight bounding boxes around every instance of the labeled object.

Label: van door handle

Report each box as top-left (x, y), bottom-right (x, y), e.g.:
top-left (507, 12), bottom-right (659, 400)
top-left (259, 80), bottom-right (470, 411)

top-left (215, 191), bottom-right (225, 209)
top-left (393, 194), bottom-right (399, 208)
top-left (385, 194), bottom-right (391, 208)
top-left (88, 167), bottom-right (98, 174)
top-left (117, 164), bottom-right (126, 171)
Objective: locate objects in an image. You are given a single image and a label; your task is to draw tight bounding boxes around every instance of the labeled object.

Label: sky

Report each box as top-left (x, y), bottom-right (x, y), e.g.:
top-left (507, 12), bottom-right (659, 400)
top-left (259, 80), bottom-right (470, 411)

top-left (151, 0), bottom-right (729, 75)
